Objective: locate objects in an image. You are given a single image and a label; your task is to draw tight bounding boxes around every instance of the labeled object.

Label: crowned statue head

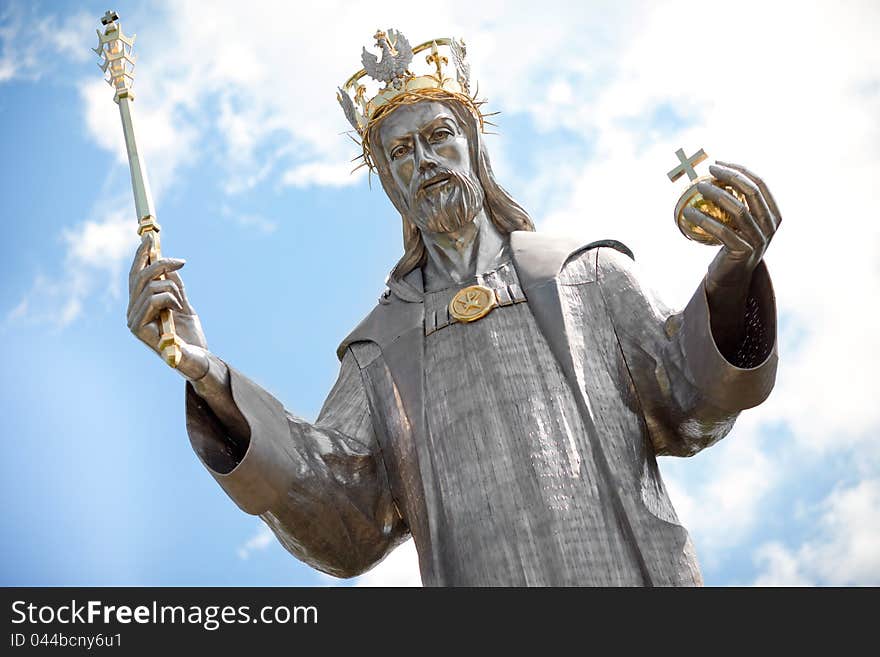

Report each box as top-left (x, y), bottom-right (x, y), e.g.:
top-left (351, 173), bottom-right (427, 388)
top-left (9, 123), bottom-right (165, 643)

top-left (338, 30), bottom-right (534, 282)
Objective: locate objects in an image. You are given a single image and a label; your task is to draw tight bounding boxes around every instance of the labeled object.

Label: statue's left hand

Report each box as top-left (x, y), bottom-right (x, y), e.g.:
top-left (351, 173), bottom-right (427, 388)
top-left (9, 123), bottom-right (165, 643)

top-left (682, 161), bottom-right (781, 292)
top-left (681, 162), bottom-right (781, 359)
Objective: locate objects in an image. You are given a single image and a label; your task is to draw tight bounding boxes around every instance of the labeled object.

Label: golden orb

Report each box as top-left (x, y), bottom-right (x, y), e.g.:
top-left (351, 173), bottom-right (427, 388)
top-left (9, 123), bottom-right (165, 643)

top-left (674, 175), bottom-right (748, 246)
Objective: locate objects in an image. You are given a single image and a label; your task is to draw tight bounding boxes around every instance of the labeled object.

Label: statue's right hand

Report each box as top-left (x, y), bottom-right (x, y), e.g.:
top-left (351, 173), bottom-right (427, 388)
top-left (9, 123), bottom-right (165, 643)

top-left (127, 234), bottom-right (209, 380)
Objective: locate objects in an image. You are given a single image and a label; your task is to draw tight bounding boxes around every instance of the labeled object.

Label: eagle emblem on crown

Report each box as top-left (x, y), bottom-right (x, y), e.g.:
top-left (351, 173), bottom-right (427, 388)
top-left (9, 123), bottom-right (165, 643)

top-left (361, 29), bottom-right (413, 89)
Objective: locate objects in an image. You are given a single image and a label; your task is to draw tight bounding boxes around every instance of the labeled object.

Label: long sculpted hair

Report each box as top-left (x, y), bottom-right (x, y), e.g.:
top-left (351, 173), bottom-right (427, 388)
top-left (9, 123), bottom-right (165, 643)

top-left (367, 99), bottom-right (535, 283)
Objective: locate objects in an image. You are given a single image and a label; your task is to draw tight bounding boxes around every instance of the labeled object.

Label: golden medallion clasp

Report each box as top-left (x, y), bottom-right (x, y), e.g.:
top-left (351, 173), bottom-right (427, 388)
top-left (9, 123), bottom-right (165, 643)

top-left (449, 284), bottom-right (497, 323)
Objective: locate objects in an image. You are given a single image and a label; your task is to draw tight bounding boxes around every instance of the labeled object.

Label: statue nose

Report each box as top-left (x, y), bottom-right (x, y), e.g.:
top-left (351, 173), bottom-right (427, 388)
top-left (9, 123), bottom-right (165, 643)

top-left (414, 139), bottom-right (439, 172)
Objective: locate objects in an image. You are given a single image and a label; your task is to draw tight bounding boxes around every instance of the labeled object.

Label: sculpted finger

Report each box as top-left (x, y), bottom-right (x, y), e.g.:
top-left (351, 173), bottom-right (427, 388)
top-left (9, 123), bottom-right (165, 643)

top-left (709, 164), bottom-right (774, 238)
top-left (128, 286), bottom-right (157, 331)
top-left (127, 281), bottom-right (154, 327)
top-left (138, 292), bottom-right (183, 328)
top-left (146, 278), bottom-right (184, 309)
top-left (132, 315), bottom-right (160, 346)
top-left (128, 283), bottom-right (182, 331)
top-left (715, 161), bottom-right (781, 227)
top-left (127, 290), bottom-right (153, 331)
top-left (683, 206), bottom-right (752, 253)
top-left (696, 181), bottom-right (764, 244)
top-left (163, 270), bottom-right (194, 314)
top-left (128, 238), bottom-right (152, 292)
top-left (132, 258), bottom-right (186, 301)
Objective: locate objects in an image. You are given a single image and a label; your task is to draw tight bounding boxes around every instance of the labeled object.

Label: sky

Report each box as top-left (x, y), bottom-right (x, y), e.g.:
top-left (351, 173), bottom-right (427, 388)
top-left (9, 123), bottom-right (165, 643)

top-left (1, 0), bottom-right (878, 587)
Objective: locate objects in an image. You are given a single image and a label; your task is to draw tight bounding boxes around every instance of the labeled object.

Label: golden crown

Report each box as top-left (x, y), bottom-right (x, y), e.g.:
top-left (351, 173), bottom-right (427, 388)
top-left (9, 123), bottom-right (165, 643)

top-left (337, 29), bottom-right (491, 171)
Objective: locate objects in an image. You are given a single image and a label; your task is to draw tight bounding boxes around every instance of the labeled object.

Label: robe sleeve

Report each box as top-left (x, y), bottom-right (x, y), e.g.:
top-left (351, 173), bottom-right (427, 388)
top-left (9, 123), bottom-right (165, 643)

top-left (595, 247), bottom-right (778, 457)
top-left (184, 346), bottom-right (409, 578)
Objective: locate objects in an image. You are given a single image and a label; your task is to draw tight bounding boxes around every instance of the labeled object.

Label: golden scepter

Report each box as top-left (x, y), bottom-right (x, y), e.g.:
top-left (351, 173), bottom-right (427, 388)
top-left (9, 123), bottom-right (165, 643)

top-left (93, 10), bottom-right (181, 367)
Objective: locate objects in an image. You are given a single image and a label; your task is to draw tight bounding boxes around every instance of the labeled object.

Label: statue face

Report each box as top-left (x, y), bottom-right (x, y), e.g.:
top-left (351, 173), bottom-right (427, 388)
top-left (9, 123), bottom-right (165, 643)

top-left (376, 100), bottom-right (484, 234)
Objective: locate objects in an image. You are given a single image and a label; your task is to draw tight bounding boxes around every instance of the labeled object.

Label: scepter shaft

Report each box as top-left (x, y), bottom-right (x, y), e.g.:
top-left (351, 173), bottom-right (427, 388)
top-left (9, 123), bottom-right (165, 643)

top-left (117, 96), bottom-right (155, 224)
top-left (95, 10), bottom-right (181, 368)
top-left (118, 95), bottom-right (181, 368)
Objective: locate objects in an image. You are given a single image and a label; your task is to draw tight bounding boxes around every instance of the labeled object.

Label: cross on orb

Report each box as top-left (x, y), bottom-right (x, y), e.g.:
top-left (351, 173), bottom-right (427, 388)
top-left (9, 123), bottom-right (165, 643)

top-left (667, 147), bottom-right (707, 183)
top-left (101, 10), bottom-right (119, 26)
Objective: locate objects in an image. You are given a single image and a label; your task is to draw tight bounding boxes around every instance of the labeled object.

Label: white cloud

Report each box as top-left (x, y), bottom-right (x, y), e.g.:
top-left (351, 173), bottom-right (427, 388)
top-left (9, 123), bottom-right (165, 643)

top-left (231, 213), bottom-right (278, 234)
top-left (218, 204), bottom-right (278, 233)
top-left (63, 212), bottom-right (136, 264)
top-left (7, 298), bottom-right (27, 321)
top-left (752, 543), bottom-right (813, 587)
top-left (79, 77), bottom-right (198, 202)
top-left (753, 479), bottom-right (880, 586)
top-left (8, 207), bottom-right (138, 328)
top-left (237, 522), bottom-right (275, 560)
top-left (281, 162), bottom-right (364, 189)
top-left (0, 5), bottom-right (92, 83)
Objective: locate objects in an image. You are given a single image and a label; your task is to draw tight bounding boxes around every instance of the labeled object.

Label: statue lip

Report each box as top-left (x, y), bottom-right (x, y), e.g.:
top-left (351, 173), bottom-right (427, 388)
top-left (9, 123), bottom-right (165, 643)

top-left (419, 173), bottom-right (451, 194)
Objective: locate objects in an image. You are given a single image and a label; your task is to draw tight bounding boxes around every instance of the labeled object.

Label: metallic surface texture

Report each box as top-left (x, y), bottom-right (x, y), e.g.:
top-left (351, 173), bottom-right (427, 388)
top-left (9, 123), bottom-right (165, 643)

top-left (421, 260), bottom-right (644, 585)
top-left (184, 234), bottom-right (777, 585)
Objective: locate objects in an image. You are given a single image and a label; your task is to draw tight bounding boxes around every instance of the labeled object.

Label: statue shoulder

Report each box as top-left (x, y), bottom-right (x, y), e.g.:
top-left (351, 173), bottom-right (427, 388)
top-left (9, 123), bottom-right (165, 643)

top-left (335, 270), bottom-right (424, 362)
top-left (592, 242), bottom-right (670, 320)
top-left (593, 241), bottom-right (641, 286)
top-left (509, 230), bottom-right (634, 289)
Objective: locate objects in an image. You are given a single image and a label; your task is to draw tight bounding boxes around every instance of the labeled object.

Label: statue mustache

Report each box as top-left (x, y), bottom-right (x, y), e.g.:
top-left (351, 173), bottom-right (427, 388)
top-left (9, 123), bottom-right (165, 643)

top-left (410, 168), bottom-right (462, 202)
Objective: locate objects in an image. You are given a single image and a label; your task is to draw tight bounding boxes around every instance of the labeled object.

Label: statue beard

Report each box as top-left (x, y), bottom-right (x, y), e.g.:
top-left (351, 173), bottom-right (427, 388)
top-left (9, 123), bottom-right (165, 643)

top-left (406, 168), bottom-right (485, 234)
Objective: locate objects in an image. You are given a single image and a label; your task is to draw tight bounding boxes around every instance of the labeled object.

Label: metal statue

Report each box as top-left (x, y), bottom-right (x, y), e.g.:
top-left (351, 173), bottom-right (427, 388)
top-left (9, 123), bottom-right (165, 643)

top-left (124, 25), bottom-right (782, 586)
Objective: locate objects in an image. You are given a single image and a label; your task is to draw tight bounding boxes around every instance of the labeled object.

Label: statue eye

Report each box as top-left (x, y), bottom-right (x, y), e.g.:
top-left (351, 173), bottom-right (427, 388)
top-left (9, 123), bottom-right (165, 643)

top-left (390, 144), bottom-right (411, 160)
top-left (431, 128), bottom-right (453, 143)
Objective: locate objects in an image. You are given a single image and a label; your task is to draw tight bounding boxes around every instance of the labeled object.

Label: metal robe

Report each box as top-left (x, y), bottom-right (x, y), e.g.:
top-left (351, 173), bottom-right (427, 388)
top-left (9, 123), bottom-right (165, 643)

top-left (184, 231), bottom-right (778, 585)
